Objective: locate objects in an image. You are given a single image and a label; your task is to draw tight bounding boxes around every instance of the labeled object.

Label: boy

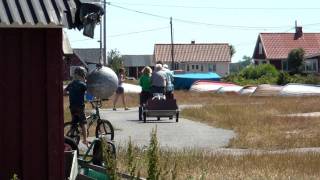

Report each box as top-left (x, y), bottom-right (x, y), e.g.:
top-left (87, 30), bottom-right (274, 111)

top-left (65, 66), bottom-right (88, 145)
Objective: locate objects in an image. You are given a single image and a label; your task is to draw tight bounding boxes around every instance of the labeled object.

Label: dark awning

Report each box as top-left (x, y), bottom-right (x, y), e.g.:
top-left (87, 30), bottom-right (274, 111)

top-left (0, 0), bottom-right (77, 28)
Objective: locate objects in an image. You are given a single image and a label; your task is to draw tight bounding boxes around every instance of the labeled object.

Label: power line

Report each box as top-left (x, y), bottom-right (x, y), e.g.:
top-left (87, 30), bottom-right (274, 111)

top-left (70, 26), bottom-right (169, 42)
top-left (108, 26), bottom-right (168, 37)
top-left (109, 1), bottom-right (320, 10)
top-left (108, 3), bottom-right (319, 31)
top-left (108, 3), bottom-right (169, 20)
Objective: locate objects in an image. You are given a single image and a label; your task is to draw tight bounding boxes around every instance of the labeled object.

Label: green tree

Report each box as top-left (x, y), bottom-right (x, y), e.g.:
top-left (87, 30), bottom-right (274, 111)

top-left (229, 44), bottom-right (236, 58)
top-left (230, 55), bottom-right (252, 73)
top-left (287, 48), bottom-right (305, 74)
top-left (108, 49), bottom-right (124, 73)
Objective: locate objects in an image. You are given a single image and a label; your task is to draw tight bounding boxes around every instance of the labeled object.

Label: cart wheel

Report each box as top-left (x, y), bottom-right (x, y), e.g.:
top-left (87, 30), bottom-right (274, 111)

top-left (143, 112), bottom-right (147, 123)
top-left (176, 112), bottom-right (179, 122)
top-left (139, 106), bottom-right (142, 121)
top-left (169, 116), bottom-right (173, 120)
top-left (157, 117), bottom-right (160, 121)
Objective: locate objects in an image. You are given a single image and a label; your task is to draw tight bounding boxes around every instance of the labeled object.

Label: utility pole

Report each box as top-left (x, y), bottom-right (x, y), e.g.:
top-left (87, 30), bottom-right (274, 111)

top-left (99, 16), bottom-right (103, 65)
top-left (170, 17), bottom-right (174, 70)
top-left (103, 0), bottom-right (107, 65)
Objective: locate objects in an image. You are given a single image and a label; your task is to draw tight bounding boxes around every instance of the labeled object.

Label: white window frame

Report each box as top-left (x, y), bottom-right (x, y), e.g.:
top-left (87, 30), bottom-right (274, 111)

top-left (304, 59), bottom-right (318, 73)
top-left (258, 42), bottom-right (263, 55)
top-left (208, 64), bottom-right (216, 72)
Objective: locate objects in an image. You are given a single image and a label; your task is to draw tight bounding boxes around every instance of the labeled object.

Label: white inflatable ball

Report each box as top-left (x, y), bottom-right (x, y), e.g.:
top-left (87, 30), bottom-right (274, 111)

top-left (86, 66), bottom-right (118, 99)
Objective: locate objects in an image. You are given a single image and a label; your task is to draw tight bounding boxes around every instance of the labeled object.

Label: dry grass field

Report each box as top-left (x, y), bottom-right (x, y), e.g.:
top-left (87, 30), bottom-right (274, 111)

top-left (180, 93), bottom-right (320, 149)
top-left (64, 91), bottom-right (320, 179)
top-left (115, 148), bottom-right (320, 179)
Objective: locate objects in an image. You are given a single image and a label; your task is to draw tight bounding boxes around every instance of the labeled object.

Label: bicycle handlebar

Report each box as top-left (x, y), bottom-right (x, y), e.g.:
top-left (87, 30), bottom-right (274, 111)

top-left (89, 100), bottom-right (102, 108)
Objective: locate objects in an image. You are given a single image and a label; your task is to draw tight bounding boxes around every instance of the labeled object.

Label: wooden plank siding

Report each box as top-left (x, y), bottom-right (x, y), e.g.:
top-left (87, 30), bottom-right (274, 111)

top-left (0, 28), bottom-right (64, 180)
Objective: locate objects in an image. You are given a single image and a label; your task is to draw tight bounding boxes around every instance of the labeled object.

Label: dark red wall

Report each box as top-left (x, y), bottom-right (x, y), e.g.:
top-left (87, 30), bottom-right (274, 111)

top-left (0, 28), bottom-right (64, 180)
top-left (270, 60), bottom-right (282, 70)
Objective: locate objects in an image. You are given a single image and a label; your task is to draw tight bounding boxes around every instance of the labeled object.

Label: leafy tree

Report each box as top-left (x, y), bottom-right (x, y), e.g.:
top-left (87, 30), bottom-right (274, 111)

top-left (229, 45), bottom-right (236, 58)
top-left (287, 48), bottom-right (305, 74)
top-left (230, 55), bottom-right (252, 73)
top-left (224, 64), bottom-right (280, 85)
top-left (108, 49), bottom-right (124, 73)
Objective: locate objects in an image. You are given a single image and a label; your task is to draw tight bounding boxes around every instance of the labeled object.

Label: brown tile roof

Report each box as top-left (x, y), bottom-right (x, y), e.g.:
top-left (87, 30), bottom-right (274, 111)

top-left (154, 43), bottom-right (231, 63)
top-left (260, 33), bottom-right (320, 59)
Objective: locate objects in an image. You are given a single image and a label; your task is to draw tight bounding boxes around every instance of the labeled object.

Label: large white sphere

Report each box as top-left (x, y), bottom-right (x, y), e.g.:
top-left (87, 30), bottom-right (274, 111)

top-left (86, 66), bottom-right (118, 99)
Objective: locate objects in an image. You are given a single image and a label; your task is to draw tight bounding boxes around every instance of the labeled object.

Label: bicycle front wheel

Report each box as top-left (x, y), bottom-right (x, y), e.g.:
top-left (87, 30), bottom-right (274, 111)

top-left (95, 119), bottom-right (114, 141)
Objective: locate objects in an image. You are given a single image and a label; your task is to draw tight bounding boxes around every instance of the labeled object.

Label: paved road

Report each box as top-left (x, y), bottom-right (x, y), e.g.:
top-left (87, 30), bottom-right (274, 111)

top-left (98, 107), bottom-right (235, 150)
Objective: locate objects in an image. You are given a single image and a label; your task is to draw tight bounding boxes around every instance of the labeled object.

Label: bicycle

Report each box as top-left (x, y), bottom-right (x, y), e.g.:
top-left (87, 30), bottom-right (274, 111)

top-left (64, 99), bottom-right (114, 145)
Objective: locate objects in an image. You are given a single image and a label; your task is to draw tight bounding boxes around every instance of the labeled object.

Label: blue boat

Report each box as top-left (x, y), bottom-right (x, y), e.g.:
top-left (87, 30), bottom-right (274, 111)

top-left (173, 72), bottom-right (221, 90)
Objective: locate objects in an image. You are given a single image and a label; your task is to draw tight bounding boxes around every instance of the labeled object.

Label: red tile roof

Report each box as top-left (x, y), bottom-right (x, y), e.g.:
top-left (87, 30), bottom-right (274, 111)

top-left (260, 33), bottom-right (320, 59)
top-left (154, 43), bottom-right (231, 63)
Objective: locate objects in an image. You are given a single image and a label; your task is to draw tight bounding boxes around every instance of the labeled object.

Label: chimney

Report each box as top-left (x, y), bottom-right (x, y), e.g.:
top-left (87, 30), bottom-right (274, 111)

top-left (295, 26), bottom-right (303, 38)
top-left (191, 40), bottom-right (195, 44)
top-left (294, 21), bottom-right (303, 39)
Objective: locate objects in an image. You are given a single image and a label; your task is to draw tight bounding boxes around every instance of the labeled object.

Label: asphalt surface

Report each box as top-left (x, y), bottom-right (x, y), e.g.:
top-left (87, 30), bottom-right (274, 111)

top-left (98, 107), bottom-right (235, 150)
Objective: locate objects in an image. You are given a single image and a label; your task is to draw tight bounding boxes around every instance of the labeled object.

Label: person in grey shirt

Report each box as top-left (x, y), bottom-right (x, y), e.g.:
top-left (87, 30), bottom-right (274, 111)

top-left (150, 64), bottom-right (167, 94)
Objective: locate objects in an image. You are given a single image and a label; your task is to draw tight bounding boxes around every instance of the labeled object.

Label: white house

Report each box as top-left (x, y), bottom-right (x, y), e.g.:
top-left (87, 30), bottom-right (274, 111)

top-left (154, 41), bottom-right (231, 76)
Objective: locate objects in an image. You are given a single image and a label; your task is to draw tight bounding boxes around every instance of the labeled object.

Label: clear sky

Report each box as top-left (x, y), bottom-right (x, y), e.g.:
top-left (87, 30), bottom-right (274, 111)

top-left (65, 0), bottom-right (320, 62)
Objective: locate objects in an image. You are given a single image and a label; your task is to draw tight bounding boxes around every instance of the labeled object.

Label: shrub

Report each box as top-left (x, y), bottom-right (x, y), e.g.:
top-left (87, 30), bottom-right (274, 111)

top-left (240, 64), bottom-right (279, 79)
top-left (224, 64), bottom-right (279, 85)
top-left (147, 128), bottom-right (160, 180)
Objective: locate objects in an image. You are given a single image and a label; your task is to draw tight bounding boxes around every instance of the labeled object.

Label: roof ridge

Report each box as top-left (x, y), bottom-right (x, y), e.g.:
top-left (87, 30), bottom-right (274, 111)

top-left (260, 32), bottom-right (320, 34)
top-left (155, 43), bottom-right (229, 45)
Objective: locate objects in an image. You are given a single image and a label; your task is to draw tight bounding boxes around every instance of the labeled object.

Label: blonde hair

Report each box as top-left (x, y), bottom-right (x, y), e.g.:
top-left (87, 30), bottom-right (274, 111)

top-left (142, 66), bottom-right (152, 75)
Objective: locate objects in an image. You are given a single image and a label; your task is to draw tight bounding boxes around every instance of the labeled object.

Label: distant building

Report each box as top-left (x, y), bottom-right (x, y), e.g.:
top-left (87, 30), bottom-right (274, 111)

top-left (154, 42), bottom-right (231, 76)
top-left (253, 26), bottom-right (320, 73)
top-left (122, 55), bottom-right (154, 78)
top-left (64, 48), bottom-right (101, 80)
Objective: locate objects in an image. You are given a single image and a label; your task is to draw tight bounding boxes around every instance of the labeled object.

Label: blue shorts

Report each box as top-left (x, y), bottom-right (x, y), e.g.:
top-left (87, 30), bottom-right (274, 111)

top-left (116, 86), bottom-right (124, 94)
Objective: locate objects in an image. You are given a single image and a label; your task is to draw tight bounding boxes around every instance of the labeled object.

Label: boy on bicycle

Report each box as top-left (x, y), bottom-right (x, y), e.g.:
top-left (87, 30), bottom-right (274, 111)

top-left (65, 66), bottom-right (88, 146)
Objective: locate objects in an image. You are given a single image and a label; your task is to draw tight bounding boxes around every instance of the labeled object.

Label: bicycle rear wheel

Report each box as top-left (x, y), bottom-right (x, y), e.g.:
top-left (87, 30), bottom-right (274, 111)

top-left (95, 119), bottom-right (114, 141)
top-left (64, 122), bottom-right (81, 145)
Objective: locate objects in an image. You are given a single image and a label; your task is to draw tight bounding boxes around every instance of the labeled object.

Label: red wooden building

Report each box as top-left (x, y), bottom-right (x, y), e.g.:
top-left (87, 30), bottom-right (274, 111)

top-left (0, 1), bottom-right (79, 179)
top-left (253, 26), bottom-right (320, 73)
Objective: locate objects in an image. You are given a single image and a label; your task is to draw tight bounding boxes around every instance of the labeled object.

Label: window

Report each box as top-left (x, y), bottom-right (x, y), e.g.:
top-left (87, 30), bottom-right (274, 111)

top-left (174, 63), bottom-right (179, 70)
top-left (201, 65), bottom-right (203, 71)
top-left (304, 59), bottom-right (318, 72)
top-left (196, 65), bottom-right (199, 70)
top-left (187, 65), bottom-right (189, 71)
top-left (258, 42), bottom-right (263, 54)
top-left (192, 65), bottom-right (195, 69)
top-left (209, 64), bottom-right (216, 72)
top-left (282, 60), bottom-right (288, 71)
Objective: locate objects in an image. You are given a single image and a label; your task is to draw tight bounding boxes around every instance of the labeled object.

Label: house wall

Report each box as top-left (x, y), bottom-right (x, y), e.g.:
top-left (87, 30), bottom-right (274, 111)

top-left (318, 57), bottom-right (320, 73)
top-left (269, 60), bottom-right (282, 70)
top-left (63, 55), bottom-right (84, 80)
top-left (0, 28), bottom-right (64, 180)
top-left (178, 62), bottom-right (229, 76)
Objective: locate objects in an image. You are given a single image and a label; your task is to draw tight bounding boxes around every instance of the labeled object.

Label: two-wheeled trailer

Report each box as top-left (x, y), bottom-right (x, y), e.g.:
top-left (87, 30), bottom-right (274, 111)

top-left (141, 95), bottom-right (180, 123)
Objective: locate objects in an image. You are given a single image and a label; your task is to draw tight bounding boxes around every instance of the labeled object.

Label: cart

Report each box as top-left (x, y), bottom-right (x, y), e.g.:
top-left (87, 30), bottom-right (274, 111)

top-left (141, 94), bottom-right (180, 123)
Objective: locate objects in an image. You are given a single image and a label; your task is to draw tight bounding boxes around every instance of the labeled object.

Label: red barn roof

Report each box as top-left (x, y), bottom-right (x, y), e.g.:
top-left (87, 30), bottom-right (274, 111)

top-left (256, 33), bottom-right (320, 59)
top-left (154, 43), bottom-right (231, 63)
